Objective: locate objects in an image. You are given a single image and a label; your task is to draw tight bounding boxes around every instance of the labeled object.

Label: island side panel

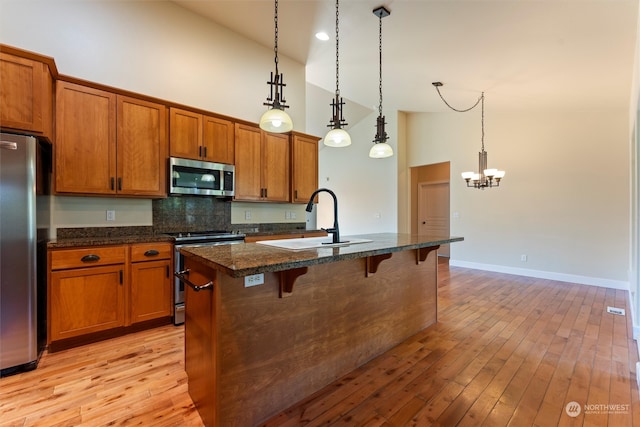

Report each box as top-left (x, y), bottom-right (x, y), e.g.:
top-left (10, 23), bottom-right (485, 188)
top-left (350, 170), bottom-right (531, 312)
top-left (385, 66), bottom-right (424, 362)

top-left (212, 247), bottom-right (438, 426)
top-left (183, 262), bottom-right (218, 427)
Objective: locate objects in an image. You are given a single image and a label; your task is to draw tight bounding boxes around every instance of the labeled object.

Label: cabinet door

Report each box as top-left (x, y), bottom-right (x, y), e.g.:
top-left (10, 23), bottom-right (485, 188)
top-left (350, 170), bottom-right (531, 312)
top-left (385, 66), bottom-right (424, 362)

top-left (130, 259), bottom-right (172, 324)
top-left (169, 107), bottom-right (202, 160)
top-left (50, 264), bottom-right (125, 341)
top-left (234, 123), bottom-right (263, 201)
top-left (203, 116), bottom-right (234, 164)
top-left (291, 134), bottom-right (319, 203)
top-left (262, 132), bottom-right (290, 202)
top-left (0, 52), bottom-right (51, 135)
top-left (116, 95), bottom-right (167, 197)
top-left (55, 81), bottom-right (116, 194)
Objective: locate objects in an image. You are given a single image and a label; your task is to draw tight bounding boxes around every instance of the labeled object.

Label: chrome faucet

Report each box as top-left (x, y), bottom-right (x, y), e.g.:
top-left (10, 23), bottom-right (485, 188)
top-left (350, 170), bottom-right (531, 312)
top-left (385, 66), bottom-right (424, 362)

top-left (305, 188), bottom-right (341, 244)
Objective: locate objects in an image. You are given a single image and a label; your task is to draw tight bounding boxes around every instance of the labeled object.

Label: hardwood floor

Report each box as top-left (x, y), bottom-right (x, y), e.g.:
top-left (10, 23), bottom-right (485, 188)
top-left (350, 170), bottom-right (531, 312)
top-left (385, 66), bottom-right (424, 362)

top-left (1, 264), bottom-right (639, 426)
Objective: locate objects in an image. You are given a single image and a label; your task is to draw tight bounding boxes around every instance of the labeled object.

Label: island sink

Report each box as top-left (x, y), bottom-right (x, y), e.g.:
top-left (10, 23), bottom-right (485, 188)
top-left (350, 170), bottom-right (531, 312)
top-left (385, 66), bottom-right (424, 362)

top-left (256, 236), bottom-right (373, 250)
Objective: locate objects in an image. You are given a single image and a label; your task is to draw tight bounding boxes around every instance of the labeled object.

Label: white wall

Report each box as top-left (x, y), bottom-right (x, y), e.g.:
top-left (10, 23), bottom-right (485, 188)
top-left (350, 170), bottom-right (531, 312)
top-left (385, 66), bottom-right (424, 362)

top-left (407, 109), bottom-right (630, 287)
top-left (0, 0), bottom-right (308, 232)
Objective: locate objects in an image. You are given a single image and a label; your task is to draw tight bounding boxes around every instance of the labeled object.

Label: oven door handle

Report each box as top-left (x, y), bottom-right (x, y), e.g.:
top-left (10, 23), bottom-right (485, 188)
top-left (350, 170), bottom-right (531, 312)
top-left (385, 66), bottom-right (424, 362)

top-left (174, 269), bottom-right (214, 292)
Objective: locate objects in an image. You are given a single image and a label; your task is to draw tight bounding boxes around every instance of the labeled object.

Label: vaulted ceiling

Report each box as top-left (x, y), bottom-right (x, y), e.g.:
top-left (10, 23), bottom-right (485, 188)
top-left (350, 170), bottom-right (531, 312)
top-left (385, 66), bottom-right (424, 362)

top-left (172, 0), bottom-right (638, 114)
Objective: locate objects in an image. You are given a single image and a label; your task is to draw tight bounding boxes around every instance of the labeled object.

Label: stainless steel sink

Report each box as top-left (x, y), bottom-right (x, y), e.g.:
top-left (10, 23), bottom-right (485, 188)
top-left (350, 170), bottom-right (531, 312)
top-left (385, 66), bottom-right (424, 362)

top-left (256, 236), bottom-right (372, 250)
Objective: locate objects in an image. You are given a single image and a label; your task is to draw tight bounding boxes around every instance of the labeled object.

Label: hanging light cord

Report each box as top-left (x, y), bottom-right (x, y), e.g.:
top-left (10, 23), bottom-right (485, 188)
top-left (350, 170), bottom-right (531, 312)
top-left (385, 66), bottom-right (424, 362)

top-left (433, 84), bottom-right (485, 150)
top-left (335, 0), bottom-right (340, 96)
top-left (273, 0), bottom-right (279, 76)
top-left (378, 13), bottom-right (383, 116)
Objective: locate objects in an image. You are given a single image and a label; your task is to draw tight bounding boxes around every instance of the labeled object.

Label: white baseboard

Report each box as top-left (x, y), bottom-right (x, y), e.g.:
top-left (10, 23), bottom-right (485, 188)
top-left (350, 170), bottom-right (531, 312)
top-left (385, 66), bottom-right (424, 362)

top-left (448, 260), bottom-right (629, 291)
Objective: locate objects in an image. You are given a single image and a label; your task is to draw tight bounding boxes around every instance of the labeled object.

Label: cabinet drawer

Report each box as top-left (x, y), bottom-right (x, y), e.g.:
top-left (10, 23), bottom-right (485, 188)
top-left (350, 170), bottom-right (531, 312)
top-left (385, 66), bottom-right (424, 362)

top-left (50, 246), bottom-right (126, 270)
top-left (130, 242), bottom-right (172, 262)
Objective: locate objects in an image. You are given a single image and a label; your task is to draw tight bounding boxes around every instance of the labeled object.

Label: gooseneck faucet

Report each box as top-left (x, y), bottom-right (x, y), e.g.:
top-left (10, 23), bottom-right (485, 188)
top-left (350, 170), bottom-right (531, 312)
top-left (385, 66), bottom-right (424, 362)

top-left (305, 188), bottom-right (341, 244)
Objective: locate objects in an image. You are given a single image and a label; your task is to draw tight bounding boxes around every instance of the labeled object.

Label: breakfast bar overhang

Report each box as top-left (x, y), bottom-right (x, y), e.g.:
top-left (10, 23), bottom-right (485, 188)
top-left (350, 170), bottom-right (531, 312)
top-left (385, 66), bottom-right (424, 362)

top-left (178, 233), bottom-right (463, 426)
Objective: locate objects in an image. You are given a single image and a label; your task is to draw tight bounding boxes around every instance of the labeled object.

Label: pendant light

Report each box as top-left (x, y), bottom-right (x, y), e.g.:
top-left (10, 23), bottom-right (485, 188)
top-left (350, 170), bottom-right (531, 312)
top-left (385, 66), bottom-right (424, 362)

top-left (369, 6), bottom-right (393, 159)
top-left (432, 82), bottom-right (505, 189)
top-left (260, 0), bottom-right (293, 133)
top-left (324, 0), bottom-right (351, 147)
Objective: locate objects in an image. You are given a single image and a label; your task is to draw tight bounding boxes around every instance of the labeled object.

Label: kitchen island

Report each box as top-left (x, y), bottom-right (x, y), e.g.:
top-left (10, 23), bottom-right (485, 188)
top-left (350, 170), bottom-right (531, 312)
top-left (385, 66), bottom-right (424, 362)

top-left (179, 233), bottom-right (463, 426)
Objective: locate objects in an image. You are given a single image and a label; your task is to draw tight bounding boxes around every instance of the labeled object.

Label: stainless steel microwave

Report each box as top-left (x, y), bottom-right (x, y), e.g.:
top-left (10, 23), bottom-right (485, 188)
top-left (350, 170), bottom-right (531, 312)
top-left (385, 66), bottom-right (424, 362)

top-left (169, 157), bottom-right (235, 197)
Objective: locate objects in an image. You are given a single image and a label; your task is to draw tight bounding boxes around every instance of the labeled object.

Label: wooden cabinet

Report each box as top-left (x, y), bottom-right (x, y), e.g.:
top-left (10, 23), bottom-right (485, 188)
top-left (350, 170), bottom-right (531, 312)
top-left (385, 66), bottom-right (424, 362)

top-left (169, 107), bottom-right (234, 164)
top-left (234, 123), bottom-right (290, 202)
top-left (49, 246), bottom-right (126, 341)
top-left (55, 81), bottom-right (167, 197)
top-left (291, 132), bottom-right (320, 203)
top-left (0, 50), bottom-right (54, 139)
top-left (130, 243), bottom-right (173, 324)
top-left (48, 242), bottom-right (173, 347)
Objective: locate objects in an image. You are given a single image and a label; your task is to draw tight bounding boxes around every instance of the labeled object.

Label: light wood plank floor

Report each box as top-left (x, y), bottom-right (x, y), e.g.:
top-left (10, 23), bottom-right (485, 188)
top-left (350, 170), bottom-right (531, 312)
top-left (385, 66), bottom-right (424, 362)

top-left (1, 264), bottom-right (639, 426)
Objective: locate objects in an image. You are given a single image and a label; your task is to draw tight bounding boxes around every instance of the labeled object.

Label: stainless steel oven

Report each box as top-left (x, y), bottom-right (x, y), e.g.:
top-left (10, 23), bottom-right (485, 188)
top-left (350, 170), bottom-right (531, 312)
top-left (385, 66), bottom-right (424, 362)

top-left (171, 231), bottom-right (244, 325)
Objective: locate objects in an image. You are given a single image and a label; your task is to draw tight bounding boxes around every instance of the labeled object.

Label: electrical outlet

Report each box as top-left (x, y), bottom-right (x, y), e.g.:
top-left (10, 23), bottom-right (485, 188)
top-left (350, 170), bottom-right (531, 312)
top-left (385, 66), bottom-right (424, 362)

top-left (285, 211), bottom-right (291, 219)
top-left (607, 306), bottom-right (625, 316)
top-left (290, 211), bottom-right (296, 219)
top-left (106, 210), bottom-right (116, 221)
top-left (244, 273), bottom-right (264, 287)
top-left (244, 210), bottom-right (251, 220)
top-left (520, 254), bottom-right (527, 262)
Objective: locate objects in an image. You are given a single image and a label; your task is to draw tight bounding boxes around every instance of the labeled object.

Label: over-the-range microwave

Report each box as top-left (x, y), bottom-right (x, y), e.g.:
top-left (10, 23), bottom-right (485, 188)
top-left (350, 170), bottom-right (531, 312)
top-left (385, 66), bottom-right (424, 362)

top-left (169, 157), bottom-right (235, 197)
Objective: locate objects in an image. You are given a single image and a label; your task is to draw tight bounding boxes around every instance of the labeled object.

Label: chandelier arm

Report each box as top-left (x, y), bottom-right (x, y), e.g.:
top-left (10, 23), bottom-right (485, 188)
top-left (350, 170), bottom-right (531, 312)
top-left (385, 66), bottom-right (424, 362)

top-left (433, 83), bottom-right (482, 113)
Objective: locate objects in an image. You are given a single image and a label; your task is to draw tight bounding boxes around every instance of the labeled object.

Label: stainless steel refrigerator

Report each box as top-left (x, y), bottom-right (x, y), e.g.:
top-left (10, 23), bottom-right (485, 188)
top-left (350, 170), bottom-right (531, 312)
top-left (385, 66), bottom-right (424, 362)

top-left (0, 132), bottom-right (50, 376)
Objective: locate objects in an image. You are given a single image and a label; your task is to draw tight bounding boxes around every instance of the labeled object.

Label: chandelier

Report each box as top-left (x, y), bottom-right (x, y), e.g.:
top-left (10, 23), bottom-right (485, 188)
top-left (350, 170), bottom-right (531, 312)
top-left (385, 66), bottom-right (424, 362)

top-left (432, 82), bottom-right (505, 189)
top-left (324, 0), bottom-right (351, 147)
top-left (369, 6), bottom-right (393, 159)
top-left (259, 0), bottom-right (293, 133)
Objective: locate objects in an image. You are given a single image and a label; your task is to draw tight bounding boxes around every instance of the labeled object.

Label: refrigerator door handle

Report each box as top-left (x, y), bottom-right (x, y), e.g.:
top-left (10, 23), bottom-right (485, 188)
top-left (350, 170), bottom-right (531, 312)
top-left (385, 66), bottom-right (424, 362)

top-left (0, 141), bottom-right (18, 150)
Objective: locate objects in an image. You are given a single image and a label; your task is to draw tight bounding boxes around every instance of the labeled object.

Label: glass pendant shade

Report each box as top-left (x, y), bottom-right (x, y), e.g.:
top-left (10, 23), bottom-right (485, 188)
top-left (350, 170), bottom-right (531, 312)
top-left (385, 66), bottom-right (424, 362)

top-left (369, 142), bottom-right (393, 158)
top-left (259, 108), bottom-right (293, 133)
top-left (324, 128), bottom-right (351, 147)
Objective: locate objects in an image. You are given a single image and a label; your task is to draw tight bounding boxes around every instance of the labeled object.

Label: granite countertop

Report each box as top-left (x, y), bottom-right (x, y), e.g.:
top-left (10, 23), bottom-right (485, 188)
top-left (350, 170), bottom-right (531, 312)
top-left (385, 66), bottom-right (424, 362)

top-left (47, 234), bottom-right (174, 249)
top-left (47, 226), bottom-right (174, 249)
top-left (180, 233), bottom-right (464, 278)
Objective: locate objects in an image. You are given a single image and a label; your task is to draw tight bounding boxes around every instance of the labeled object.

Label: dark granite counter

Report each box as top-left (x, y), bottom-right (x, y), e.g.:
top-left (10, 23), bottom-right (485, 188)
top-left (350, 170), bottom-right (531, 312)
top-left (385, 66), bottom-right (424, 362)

top-left (180, 232), bottom-right (463, 278)
top-left (47, 226), bottom-right (174, 249)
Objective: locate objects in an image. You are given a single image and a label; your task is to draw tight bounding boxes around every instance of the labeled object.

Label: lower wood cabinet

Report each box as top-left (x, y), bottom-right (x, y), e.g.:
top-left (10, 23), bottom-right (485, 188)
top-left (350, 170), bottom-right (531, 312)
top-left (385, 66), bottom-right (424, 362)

top-left (48, 242), bottom-right (173, 349)
top-left (130, 243), bottom-right (173, 324)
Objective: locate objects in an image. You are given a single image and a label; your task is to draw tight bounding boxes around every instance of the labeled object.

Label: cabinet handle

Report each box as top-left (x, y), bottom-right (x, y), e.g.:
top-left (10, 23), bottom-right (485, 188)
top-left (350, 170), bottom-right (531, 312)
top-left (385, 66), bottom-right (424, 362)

top-left (203, 146), bottom-right (207, 158)
top-left (166, 265), bottom-right (170, 278)
top-left (294, 190), bottom-right (298, 200)
top-left (81, 254), bottom-right (100, 263)
top-left (119, 270), bottom-right (123, 284)
top-left (117, 177), bottom-right (122, 191)
top-left (144, 249), bottom-right (160, 257)
top-left (199, 146), bottom-right (203, 157)
top-left (110, 177), bottom-right (115, 190)
top-left (174, 269), bottom-right (214, 292)
top-left (264, 188), bottom-right (268, 198)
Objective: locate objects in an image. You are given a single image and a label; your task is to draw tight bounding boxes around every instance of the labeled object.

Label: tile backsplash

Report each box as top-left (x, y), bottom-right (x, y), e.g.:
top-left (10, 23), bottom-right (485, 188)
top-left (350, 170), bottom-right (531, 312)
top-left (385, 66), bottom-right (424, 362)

top-left (152, 196), bottom-right (231, 233)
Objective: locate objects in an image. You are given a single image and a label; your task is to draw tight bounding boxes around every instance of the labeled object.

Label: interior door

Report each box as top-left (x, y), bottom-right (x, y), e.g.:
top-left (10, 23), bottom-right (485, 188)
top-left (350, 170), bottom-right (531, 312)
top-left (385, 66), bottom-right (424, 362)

top-left (418, 181), bottom-right (450, 257)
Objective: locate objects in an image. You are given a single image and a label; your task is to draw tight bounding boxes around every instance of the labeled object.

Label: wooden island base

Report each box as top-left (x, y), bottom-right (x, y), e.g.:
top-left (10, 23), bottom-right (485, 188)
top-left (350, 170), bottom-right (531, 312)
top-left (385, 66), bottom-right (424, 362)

top-left (184, 245), bottom-right (439, 426)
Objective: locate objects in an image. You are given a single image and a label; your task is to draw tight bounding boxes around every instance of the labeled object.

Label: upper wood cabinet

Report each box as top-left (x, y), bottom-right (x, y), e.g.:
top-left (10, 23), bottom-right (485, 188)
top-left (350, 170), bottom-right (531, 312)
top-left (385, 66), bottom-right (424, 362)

top-left (169, 107), bottom-right (234, 164)
top-left (234, 123), bottom-right (290, 202)
top-left (55, 81), bottom-right (167, 197)
top-left (291, 133), bottom-right (320, 204)
top-left (0, 51), bottom-right (54, 139)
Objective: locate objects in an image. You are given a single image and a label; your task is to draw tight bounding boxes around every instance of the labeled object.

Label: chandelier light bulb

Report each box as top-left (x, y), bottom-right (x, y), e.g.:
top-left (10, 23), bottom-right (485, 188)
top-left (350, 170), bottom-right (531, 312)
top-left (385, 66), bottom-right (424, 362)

top-left (259, 108), bottom-right (293, 133)
top-left (324, 128), bottom-right (352, 147)
top-left (369, 142), bottom-right (393, 158)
